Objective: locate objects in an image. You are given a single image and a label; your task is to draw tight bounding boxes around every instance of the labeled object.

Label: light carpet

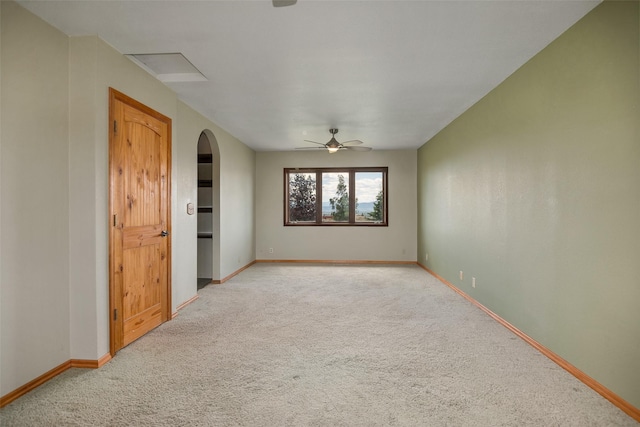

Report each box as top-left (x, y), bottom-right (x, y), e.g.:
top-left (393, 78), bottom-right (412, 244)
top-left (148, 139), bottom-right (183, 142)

top-left (1, 264), bottom-right (637, 426)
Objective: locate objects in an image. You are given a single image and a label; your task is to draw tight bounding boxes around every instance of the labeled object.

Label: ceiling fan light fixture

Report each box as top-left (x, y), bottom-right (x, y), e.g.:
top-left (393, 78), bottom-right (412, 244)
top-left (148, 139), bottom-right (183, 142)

top-left (326, 138), bottom-right (340, 153)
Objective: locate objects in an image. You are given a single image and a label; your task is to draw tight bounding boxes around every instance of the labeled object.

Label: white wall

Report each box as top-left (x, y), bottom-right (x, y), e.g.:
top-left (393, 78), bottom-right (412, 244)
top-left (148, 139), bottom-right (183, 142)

top-left (175, 105), bottom-right (256, 287)
top-left (0, 0), bottom-right (3, 393)
top-left (218, 129), bottom-right (256, 279)
top-left (175, 109), bottom-right (256, 283)
top-left (68, 36), bottom-right (100, 361)
top-left (256, 150), bottom-right (417, 262)
top-left (69, 36), bottom-right (256, 355)
top-left (69, 35), bottom-right (179, 360)
top-left (1, 1), bottom-right (256, 397)
top-left (1, 1), bottom-right (70, 395)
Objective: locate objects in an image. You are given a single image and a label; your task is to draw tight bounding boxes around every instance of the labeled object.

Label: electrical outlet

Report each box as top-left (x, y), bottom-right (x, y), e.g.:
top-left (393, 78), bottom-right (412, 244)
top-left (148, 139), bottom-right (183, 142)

top-left (425, 253), bottom-right (429, 261)
top-left (268, 248), bottom-right (274, 253)
top-left (459, 270), bottom-right (464, 280)
top-left (472, 277), bottom-right (476, 288)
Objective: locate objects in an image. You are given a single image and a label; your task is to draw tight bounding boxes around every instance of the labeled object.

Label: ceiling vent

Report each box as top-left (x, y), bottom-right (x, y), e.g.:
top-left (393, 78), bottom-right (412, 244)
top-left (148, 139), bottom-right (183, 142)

top-left (125, 53), bottom-right (207, 83)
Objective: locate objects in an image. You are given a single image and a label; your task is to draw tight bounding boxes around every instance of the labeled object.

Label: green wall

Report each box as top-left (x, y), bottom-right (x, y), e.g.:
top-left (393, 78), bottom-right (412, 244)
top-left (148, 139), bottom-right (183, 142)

top-left (417, 1), bottom-right (639, 408)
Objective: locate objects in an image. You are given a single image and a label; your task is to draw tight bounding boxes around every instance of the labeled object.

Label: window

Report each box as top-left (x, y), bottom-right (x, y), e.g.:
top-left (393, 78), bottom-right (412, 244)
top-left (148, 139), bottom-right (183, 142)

top-left (285, 167), bottom-right (387, 226)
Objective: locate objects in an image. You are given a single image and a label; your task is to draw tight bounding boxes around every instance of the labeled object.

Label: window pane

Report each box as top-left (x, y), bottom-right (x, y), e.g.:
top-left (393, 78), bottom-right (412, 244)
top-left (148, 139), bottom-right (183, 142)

top-left (288, 172), bottom-right (316, 222)
top-left (355, 172), bottom-right (384, 223)
top-left (322, 172), bottom-right (349, 222)
top-left (284, 167), bottom-right (386, 227)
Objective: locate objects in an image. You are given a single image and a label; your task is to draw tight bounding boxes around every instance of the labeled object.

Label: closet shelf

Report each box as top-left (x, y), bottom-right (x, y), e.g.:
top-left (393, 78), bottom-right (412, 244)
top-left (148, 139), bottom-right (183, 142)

top-left (198, 207), bottom-right (213, 213)
top-left (198, 180), bottom-right (212, 187)
top-left (198, 154), bottom-right (212, 163)
top-left (198, 232), bottom-right (213, 239)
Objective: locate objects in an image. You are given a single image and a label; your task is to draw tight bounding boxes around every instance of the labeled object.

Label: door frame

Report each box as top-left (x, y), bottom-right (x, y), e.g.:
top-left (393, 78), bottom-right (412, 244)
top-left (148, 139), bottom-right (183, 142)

top-left (108, 87), bottom-right (172, 356)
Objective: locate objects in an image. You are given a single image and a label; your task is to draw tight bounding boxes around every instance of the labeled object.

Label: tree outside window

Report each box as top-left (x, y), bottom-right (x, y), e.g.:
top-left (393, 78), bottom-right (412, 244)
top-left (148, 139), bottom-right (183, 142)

top-left (367, 190), bottom-right (384, 222)
top-left (288, 172), bottom-right (316, 222)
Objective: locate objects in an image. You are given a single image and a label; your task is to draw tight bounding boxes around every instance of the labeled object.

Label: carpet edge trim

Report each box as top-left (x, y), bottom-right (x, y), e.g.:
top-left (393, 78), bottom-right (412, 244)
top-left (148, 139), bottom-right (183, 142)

top-left (417, 262), bottom-right (640, 422)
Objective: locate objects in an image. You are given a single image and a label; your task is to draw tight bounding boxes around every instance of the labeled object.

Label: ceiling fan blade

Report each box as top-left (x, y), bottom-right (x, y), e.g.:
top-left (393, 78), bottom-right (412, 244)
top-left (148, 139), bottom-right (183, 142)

top-left (341, 140), bottom-right (364, 146)
top-left (295, 146), bottom-right (325, 150)
top-left (273, 0), bottom-right (297, 7)
top-left (304, 140), bottom-right (327, 146)
top-left (343, 146), bottom-right (372, 151)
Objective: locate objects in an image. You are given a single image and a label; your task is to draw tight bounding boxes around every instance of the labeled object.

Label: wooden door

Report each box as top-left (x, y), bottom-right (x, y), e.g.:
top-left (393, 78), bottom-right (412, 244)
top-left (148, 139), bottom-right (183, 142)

top-left (109, 88), bottom-right (172, 355)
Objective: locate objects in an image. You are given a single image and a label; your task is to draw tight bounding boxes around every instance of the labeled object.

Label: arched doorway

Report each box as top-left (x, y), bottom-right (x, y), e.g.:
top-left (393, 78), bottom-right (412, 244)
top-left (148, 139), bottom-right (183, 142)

top-left (196, 131), bottom-right (220, 288)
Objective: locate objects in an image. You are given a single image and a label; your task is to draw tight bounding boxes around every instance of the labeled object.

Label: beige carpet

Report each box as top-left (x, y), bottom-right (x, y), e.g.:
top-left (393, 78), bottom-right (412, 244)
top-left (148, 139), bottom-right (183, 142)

top-left (1, 264), bottom-right (637, 426)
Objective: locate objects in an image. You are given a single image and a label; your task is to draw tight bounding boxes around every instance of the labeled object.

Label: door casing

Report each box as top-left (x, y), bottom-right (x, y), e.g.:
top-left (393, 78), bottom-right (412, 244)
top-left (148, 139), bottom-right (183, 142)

top-left (108, 88), bottom-right (172, 356)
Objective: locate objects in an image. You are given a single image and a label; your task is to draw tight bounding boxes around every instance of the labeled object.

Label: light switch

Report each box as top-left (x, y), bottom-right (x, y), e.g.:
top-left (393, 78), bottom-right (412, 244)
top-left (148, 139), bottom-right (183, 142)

top-left (187, 203), bottom-right (195, 215)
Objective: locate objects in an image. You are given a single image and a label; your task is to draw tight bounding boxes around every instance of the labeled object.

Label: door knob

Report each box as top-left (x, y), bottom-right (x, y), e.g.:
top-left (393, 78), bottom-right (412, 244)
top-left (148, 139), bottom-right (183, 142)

top-left (160, 230), bottom-right (169, 237)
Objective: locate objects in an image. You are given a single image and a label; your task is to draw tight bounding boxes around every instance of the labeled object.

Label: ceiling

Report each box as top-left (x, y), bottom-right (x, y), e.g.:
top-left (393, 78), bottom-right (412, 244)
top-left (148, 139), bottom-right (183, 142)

top-left (18, 0), bottom-right (600, 152)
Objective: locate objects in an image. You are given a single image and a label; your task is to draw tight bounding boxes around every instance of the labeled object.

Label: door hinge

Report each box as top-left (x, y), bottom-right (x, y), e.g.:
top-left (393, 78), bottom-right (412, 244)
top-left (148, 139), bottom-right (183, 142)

top-left (114, 120), bottom-right (118, 134)
top-left (113, 214), bottom-right (118, 227)
top-left (114, 309), bottom-right (117, 321)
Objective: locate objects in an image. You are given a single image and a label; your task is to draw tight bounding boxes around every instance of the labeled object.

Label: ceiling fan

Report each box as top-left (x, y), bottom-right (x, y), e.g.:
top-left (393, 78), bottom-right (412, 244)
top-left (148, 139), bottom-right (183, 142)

top-left (296, 129), bottom-right (372, 154)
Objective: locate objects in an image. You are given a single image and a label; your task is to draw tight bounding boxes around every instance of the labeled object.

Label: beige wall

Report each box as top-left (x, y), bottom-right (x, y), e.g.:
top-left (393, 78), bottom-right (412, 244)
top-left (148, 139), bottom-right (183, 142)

top-left (69, 34), bottom-right (180, 360)
top-left (1, 1), bottom-right (70, 395)
top-left (0, 0), bottom-right (3, 396)
top-left (1, 1), bottom-right (256, 396)
top-left (175, 104), bottom-right (256, 284)
top-left (217, 127), bottom-right (256, 278)
top-left (417, 1), bottom-right (639, 407)
top-left (256, 150), bottom-right (417, 262)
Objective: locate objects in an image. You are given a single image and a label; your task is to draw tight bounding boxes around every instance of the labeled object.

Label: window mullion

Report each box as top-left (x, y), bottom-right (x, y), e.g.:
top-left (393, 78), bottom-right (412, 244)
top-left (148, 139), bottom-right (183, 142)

top-left (284, 170), bottom-right (290, 225)
top-left (383, 171), bottom-right (388, 224)
top-left (349, 169), bottom-right (356, 223)
top-left (316, 171), bottom-right (322, 224)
